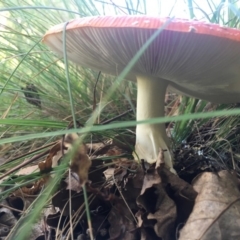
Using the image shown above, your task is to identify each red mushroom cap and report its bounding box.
[43,16,240,103]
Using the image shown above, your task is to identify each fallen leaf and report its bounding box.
[16,165,39,176]
[108,201,137,240]
[179,170,240,240]
[137,167,177,240]
[70,143,92,185]
[38,142,61,173]
[103,168,115,181]
[12,177,49,197]
[157,167,197,225]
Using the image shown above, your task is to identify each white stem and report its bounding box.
[134,75,174,172]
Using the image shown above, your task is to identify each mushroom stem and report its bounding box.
[134,75,174,172]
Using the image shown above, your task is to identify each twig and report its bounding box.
[0,204,23,213]
[0,145,56,180]
[5,141,57,164]
[101,109,133,125]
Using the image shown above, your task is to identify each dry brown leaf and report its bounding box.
[137,168,177,240]
[135,210,143,228]
[139,168,161,196]
[179,170,240,240]
[108,201,137,240]
[16,164,39,176]
[155,148,165,169]
[147,185,176,239]
[12,177,49,197]
[65,172,82,192]
[157,167,197,201]
[157,167,197,225]
[70,144,92,185]
[103,168,115,181]
[105,145,128,162]
[38,142,61,173]
[134,148,196,239]
[60,133,92,185]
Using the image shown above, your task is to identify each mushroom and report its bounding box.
[43,16,240,173]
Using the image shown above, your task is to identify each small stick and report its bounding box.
[101,109,133,125]
[0,146,55,180]
[0,204,23,213]
[5,141,57,164]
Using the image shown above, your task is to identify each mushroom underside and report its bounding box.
[43,17,240,172]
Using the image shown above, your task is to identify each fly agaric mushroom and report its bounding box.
[43,16,240,173]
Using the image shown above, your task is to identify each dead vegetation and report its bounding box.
[1,110,240,240]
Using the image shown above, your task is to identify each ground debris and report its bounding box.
[4,124,240,240]
[179,170,240,240]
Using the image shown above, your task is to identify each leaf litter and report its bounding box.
[1,120,240,239]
